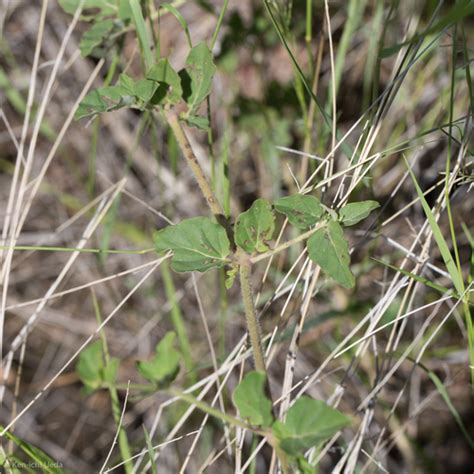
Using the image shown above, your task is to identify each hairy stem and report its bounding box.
[239,254,266,373]
[166,112,224,219]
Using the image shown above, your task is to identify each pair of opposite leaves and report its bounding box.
[155,195,379,289]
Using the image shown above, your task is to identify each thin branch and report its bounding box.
[251,225,323,264]
[166,112,224,219]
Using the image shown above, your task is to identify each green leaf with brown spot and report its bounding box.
[182,42,216,114]
[274,194,324,229]
[235,199,275,253]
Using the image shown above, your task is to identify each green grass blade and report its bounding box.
[419,365,474,451]
[404,157,464,295]
[373,257,458,298]
[161,3,192,48]
[142,425,157,474]
[130,0,154,70]
[161,261,195,382]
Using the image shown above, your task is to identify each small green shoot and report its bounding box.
[232,371,273,427]
[76,341,119,394]
[136,332,181,385]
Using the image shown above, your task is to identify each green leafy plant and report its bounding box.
[174,371,351,473]
[136,331,181,384]
[60,2,381,470]
[76,340,119,394]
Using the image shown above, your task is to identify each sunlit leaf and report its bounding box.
[75,85,135,119]
[182,114,209,130]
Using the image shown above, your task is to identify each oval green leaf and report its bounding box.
[79,19,114,57]
[183,42,216,114]
[307,221,355,288]
[272,397,351,455]
[232,371,273,427]
[274,194,324,229]
[235,199,275,253]
[154,217,231,272]
[338,200,379,226]
[137,332,181,384]
[76,341,119,394]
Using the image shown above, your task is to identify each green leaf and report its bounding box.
[232,371,273,427]
[274,195,324,229]
[182,114,210,130]
[118,73,156,103]
[338,200,379,226]
[76,341,119,394]
[160,3,192,48]
[183,42,216,114]
[75,85,135,119]
[295,455,314,474]
[405,159,464,295]
[137,332,181,384]
[225,264,238,289]
[154,217,231,272]
[79,19,114,57]
[1,427,64,474]
[235,199,275,253]
[307,221,355,288]
[272,397,350,455]
[58,0,116,20]
[132,79,157,102]
[118,0,133,20]
[102,357,119,386]
[76,341,103,392]
[75,73,159,119]
[130,0,154,69]
[147,59,183,105]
